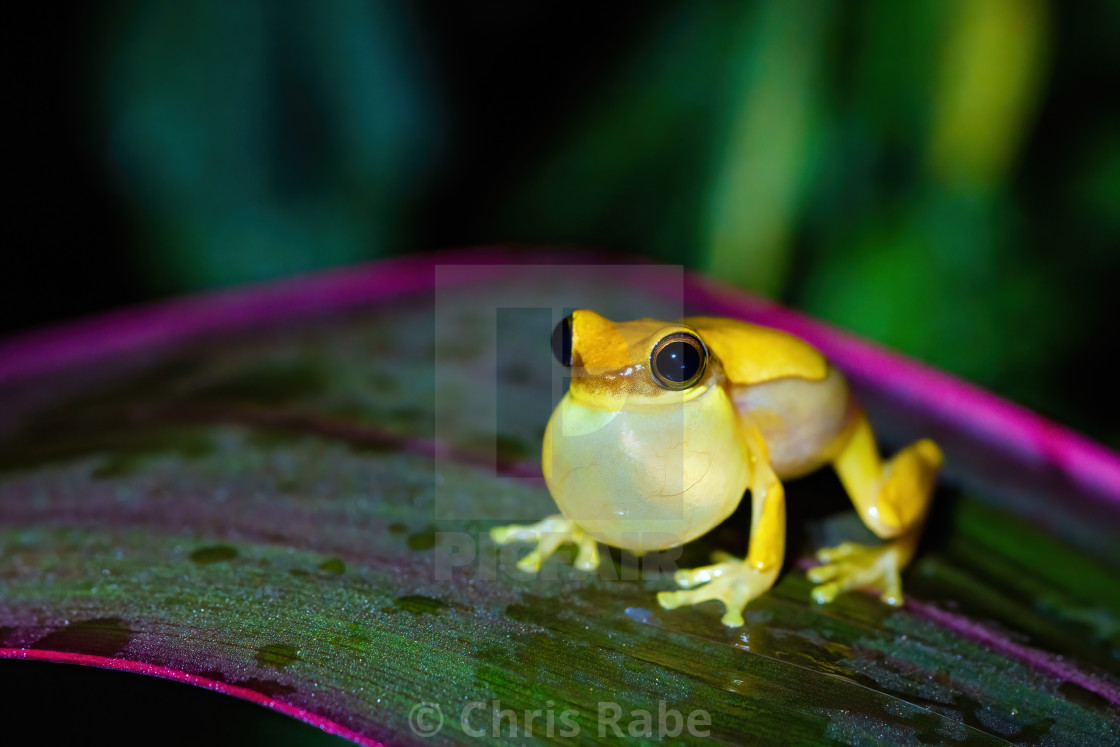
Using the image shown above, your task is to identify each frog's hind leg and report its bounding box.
[657,424,785,627]
[808,413,942,605]
[490,514,600,572]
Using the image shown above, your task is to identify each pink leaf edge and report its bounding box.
[0,648,386,746]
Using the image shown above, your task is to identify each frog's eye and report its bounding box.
[651,332,707,390]
[551,314,573,367]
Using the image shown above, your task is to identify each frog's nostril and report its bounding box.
[551,314,573,367]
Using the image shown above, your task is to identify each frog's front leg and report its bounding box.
[657,426,784,627]
[808,413,942,605]
[490,514,601,572]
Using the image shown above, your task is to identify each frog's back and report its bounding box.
[685,316,855,479]
[683,316,828,386]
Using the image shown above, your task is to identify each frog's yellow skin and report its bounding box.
[490,310,943,627]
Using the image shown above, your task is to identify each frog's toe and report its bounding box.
[519,530,567,571]
[573,534,600,571]
[490,519,546,545]
[516,547,545,572]
[489,525,525,545]
[658,579,730,610]
[719,608,746,628]
[808,542,905,606]
[814,541,859,563]
[672,560,739,589]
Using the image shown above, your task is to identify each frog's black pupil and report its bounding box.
[551,315,573,367]
[655,340,701,384]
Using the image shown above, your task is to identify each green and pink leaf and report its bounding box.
[0,249,1117,744]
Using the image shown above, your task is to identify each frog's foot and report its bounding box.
[489,514,600,572]
[657,552,779,628]
[807,539,909,606]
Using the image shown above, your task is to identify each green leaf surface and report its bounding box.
[1,256,1117,744]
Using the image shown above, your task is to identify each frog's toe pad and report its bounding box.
[807,542,904,606]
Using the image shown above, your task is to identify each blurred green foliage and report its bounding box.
[99,0,439,289]
[88,0,1118,441]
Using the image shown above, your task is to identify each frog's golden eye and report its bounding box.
[551,314,573,367]
[650,332,707,390]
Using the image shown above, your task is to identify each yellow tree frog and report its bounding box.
[491,310,943,627]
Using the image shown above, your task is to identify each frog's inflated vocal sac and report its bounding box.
[491,310,943,627]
